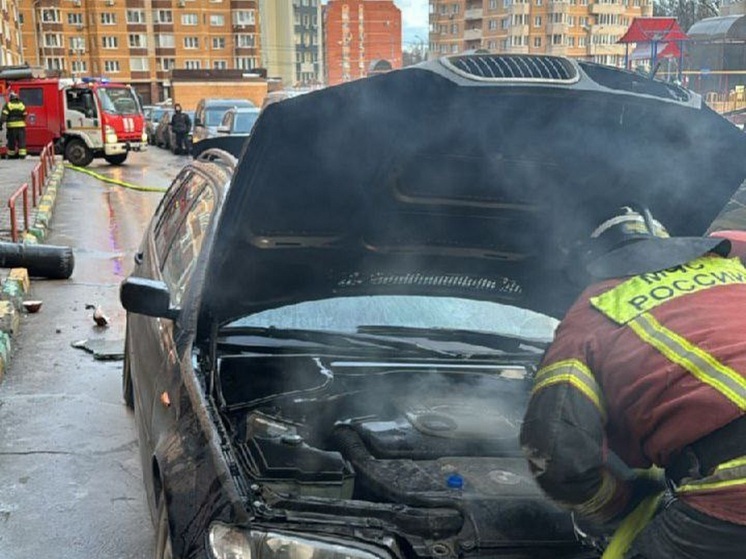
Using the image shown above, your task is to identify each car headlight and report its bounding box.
[105,125,118,144]
[208,524,391,559]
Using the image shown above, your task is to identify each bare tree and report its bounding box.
[653,0,719,31]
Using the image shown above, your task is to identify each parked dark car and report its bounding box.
[217,107,260,137]
[154,109,174,149]
[191,98,255,146]
[120,54,746,559]
[146,105,172,145]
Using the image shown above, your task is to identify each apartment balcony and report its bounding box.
[464,7,484,20]
[508,24,529,36]
[546,44,568,55]
[590,2,627,14]
[464,27,483,40]
[547,22,568,34]
[509,3,530,15]
[548,2,569,13]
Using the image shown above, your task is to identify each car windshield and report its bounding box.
[205,108,232,126]
[233,112,260,133]
[97,87,141,115]
[226,295,558,344]
[151,107,168,122]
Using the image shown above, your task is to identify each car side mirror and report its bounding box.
[217,125,229,134]
[194,117,202,127]
[120,277,180,320]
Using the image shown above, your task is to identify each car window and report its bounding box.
[233,112,259,133]
[221,111,232,127]
[154,170,211,260]
[205,108,230,126]
[161,185,216,306]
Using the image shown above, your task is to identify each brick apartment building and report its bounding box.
[1,0,24,66]
[429,0,653,67]
[324,0,402,86]
[17,0,262,104]
[258,0,324,88]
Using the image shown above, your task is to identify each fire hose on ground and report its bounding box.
[64,164,168,193]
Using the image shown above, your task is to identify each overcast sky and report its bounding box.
[395,0,428,47]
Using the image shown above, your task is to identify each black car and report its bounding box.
[120,54,746,559]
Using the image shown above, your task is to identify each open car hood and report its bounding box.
[200,55,746,326]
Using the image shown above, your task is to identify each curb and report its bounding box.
[0,159,64,383]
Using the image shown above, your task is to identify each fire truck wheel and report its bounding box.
[104,153,128,166]
[64,139,93,167]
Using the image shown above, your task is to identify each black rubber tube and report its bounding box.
[0,242,74,279]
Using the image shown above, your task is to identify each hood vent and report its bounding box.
[442,54,578,83]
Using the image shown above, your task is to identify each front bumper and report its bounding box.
[104,141,147,155]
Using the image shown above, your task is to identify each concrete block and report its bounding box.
[0,301,20,336]
[8,268,30,293]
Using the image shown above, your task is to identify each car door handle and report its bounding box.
[134,251,143,265]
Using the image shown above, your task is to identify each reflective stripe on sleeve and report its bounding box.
[677,458,746,494]
[628,314,746,411]
[533,359,606,418]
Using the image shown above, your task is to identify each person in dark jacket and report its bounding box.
[170,104,191,155]
[1,92,28,159]
[520,206,746,558]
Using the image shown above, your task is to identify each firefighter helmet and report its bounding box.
[8,91,18,101]
[582,206,730,279]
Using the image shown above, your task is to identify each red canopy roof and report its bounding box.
[618,17,688,44]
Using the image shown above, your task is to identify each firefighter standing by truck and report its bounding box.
[0,92,28,159]
[520,207,746,558]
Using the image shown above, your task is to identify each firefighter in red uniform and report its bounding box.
[520,207,746,558]
[0,92,28,159]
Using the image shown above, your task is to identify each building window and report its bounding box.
[71,60,87,74]
[534,36,542,47]
[43,34,62,47]
[451,3,459,13]
[233,10,256,26]
[184,37,199,49]
[534,15,542,26]
[40,8,61,23]
[130,57,149,71]
[68,13,83,26]
[156,34,175,48]
[234,57,256,70]
[181,13,198,26]
[235,34,255,48]
[104,60,121,73]
[212,37,226,49]
[127,10,146,24]
[213,60,227,69]
[210,14,225,26]
[158,58,175,70]
[101,13,116,25]
[69,37,86,51]
[552,34,563,45]
[490,0,498,7]
[155,10,173,24]
[579,36,587,46]
[45,57,65,71]
[102,36,118,49]
[566,36,576,46]
[184,60,201,69]
[129,34,147,48]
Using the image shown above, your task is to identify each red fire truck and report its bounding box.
[0,67,147,167]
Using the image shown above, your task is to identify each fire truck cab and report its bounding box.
[1,69,146,167]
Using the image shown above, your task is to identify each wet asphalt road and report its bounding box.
[0,149,189,558]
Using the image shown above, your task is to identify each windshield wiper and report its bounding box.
[356,325,549,355]
[218,326,457,357]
